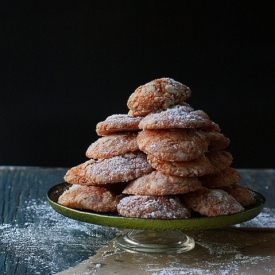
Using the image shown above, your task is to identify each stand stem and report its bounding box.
[115,229,195,254]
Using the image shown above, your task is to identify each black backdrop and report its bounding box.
[1,1,274,168]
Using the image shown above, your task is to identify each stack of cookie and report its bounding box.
[58,78,256,219]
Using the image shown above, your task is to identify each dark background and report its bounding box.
[1,1,274,168]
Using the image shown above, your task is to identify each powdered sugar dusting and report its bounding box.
[237,207,275,228]
[139,105,211,130]
[117,195,191,219]
[0,199,119,274]
[105,114,142,123]
[87,152,153,183]
[65,151,153,184]
[96,114,142,135]
[148,254,275,275]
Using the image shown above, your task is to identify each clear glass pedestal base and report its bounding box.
[114,229,195,254]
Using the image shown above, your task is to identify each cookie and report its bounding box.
[206,150,233,172]
[205,132,230,150]
[127,78,192,116]
[96,114,143,136]
[181,187,244,216]
[147,154,216,177]
[200,121,221,132]
[123,171,202,195]
[137,128,209,161]
[199,167,241,188]
[58,184,123,212]
[220,183,257,207]
[86,132,138,159]
[117,195,191,219]
[138,105,212,130]
[64,152,153,185]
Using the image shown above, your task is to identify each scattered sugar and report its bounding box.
[196,241,239,255]
[0,199,119,274]
[148,253,275,275]
[236,207,275,228]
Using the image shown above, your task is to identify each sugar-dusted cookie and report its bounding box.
[137,128,209,161]
[86,132,138,159]
[147,154,216,177]
[58,184,124,212]
[181,109,221,132]
[220,183,257,207]
[138,105,212,130]
[123,171,202,195]
[181,187,244,216]
[64,152,153,185]
[117,195,191,219]
[127,78,192,116]
[205,132,230,150]
[96,114,143,136]
[206,150,233,172]
[199,167,241,188]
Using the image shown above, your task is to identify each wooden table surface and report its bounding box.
[0,167,274,275]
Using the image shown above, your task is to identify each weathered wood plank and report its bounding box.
[0,167,67,275]
[239,169,275,208]
[0,167,120,275]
